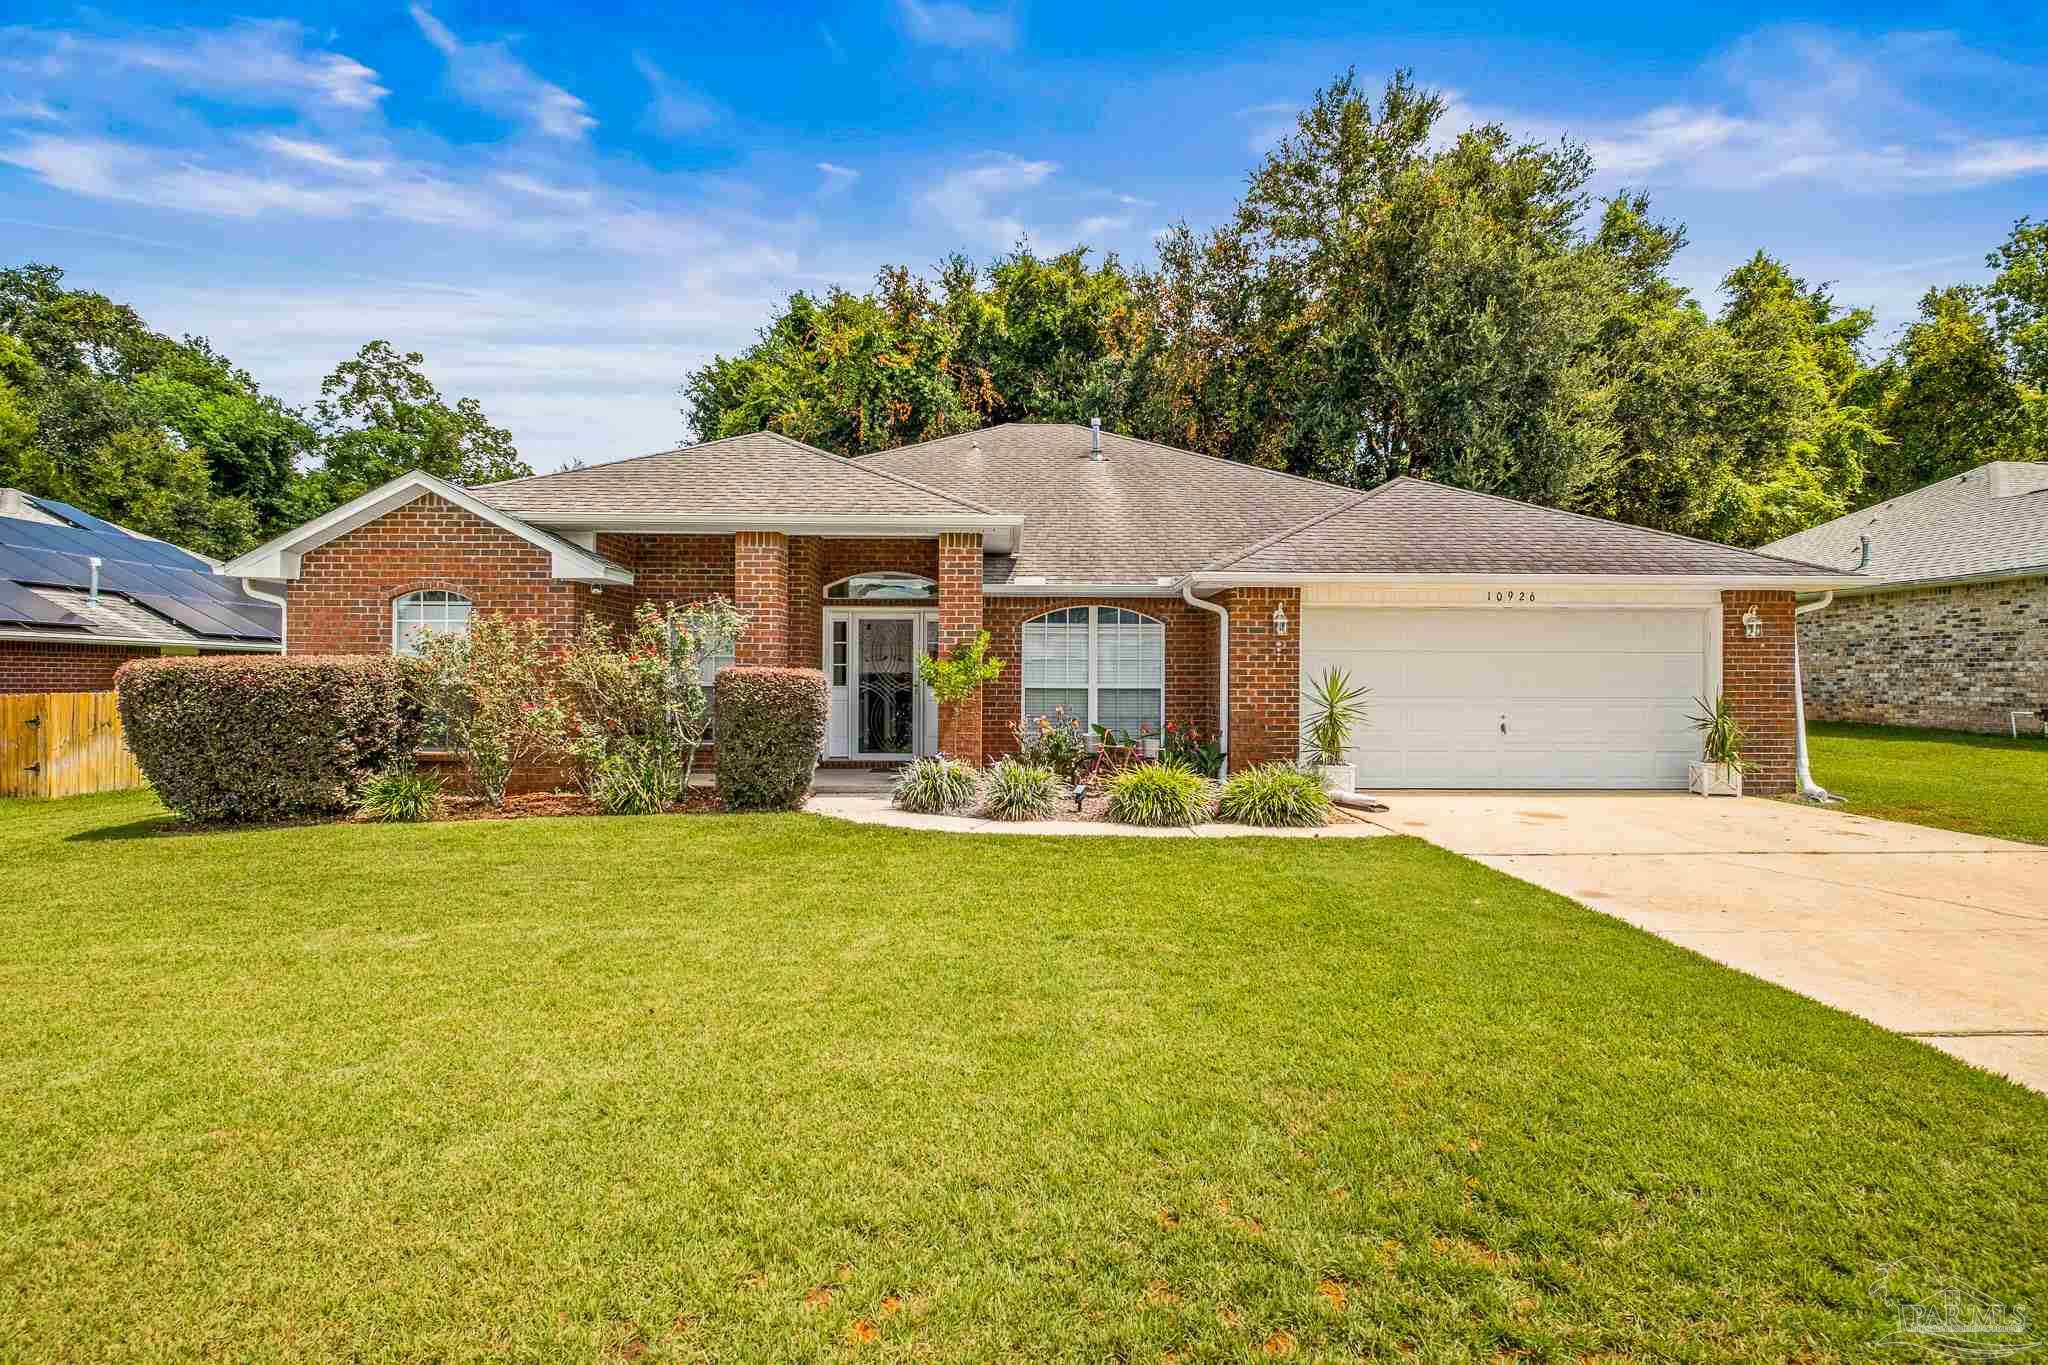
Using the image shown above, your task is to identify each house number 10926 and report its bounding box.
[1485,590,1537,603]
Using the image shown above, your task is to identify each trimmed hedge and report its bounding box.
[116,655,431,824]
[714,666,828,811]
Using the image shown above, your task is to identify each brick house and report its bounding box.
[1764,461,2048,735]
[224,424,1853,794]
[1,488,281,693]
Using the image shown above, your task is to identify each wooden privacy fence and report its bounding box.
[0,691,145,799]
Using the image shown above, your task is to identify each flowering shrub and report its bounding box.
[414,613,569,807]
[557,599,746,813]
[1012,708,1089,783]
[1162,721,1224,778]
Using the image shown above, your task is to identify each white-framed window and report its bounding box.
[1021,606,1165,736]
[701,637,737,736]
[825,572,936,601]
[392,590,472,656]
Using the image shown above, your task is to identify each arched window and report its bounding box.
[825,572,936,602]
[1021,606,1165,736]
[392,590,472,656]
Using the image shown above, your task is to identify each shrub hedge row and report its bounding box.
[115,656,429,823]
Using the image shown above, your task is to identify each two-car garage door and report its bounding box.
[1299,605,1712,789]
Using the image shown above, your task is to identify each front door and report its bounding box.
[826,611,938,759]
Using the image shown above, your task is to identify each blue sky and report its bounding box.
[3,1,2044,471]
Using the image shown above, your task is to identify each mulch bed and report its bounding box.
[421,789,725,822]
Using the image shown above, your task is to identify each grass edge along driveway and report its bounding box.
[1801,720,2048,845]
[2,790,2043,1361]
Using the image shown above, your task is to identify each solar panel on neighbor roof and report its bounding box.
[0,580,84,628]
[2,506,281,642]
[26,497,134,540]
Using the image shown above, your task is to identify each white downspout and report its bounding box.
[1180,578,1229,777]
[1792,590,1838,803]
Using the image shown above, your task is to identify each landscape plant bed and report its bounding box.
[407,788,727,823]
[4,789,2043,1359]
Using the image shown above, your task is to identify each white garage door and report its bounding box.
[1299,606,1711,789]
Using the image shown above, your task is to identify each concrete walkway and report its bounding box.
[1365,793,2048,1093]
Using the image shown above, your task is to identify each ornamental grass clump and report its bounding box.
[892,755,982,814]
[978,758,1060,822]
[1105,762,1215,827]
[1215,762,1331,827]
[355,762,444,823]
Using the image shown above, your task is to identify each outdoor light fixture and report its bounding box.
[1742,606,1763,639]
[1273,604,1289,636]
[1073,781,1087,812]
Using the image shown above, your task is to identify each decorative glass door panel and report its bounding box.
[857,617,917,756]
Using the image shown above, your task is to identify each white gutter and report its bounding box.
[1193,571,1859,592]
[1180,579,1230,777]
[1792,591,1839,803]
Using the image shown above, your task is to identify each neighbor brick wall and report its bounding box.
[287,493,604,653]
[1219,587,1301,769]
[978,594,1221,763]
[1797,577,2048,734]
[0,640,159,693]
[1720,590,1797,796]
[733,531,789,665]
[936,532,984,760]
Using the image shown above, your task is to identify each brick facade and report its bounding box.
[1720,590,1797,796]
[977,594,1221,764]
[733,531,789,666]
[1218,587,1301,769]
[1,640,161,693]
[935,532,984,760]
[1796,577,2048,734]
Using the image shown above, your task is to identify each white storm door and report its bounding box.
[825,612,851,758]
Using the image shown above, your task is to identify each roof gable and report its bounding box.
[1761,462,2048,588]
[472,431,1014,530]
[1204,477,1846,580]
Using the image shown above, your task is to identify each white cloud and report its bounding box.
[816,162,860,193]
[255,135,387,177]
[1074,214,1130,238]
[1,96,63,122]
[896,0,1016,52]
[632,54,720,137]
[409,4,594,141]
[0,20,387,114]
[494,172,594,206]
[919,153,1056,246]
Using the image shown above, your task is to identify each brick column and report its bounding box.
[936,532,985,761]
[734,531,789,666]
[1219,587,1301,769]
[1720,590,1797,795]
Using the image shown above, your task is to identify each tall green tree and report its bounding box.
[294,341,532,515]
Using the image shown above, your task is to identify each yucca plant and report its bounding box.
[1300,667,1371,766]
[1215,762,1331,827]
[1105,762,1215,827]
[978,758,1060,821]
[1688,693,1749,771]
[892,755,982,814]
[356,763,443,823]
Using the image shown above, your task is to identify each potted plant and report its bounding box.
[1687,693,1748,797]
[1300,667,1370,792]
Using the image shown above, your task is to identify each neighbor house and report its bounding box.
[1763,461,2048,734]
[222,424,1852,793]
[0,488,282,693]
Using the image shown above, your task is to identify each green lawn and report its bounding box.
[1804,720,2048,845]
[2,793,2043,1361]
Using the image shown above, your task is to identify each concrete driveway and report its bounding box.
[1366,793,2048,1093]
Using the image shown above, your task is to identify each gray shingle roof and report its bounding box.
[474,430,1003,521]
[1208,477,1843,578]
[1760,462,2048,587]
[859,424,1357,584]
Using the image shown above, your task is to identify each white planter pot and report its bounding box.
[1316,762,1357,793]
[1688,761,1743,797]
[1142,736,1161,759]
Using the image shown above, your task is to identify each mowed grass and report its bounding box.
[1,793,2043,1362]
[1804,721,2048,845]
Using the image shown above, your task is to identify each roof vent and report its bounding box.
[1854,534,1872,572]
[1090,417,1102,461]
[87,555,103,604]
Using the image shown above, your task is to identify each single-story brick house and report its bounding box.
[1,488,281,693]
[222,423,1854,794]
[1762,460,2048,735]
